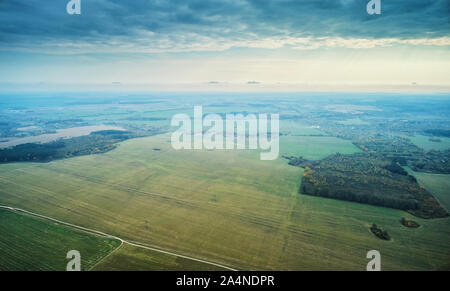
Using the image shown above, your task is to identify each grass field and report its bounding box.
[0,208,120,271]
[0,134,448,270]
[278,120,363,159]
[409,135,450,151]
[409,170,450,211]
[93,243,227,271]
[279,120,324,136]
[280,135,362,160]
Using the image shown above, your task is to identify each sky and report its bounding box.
[0,0,449,91]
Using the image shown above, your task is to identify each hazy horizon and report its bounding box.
[1,0,449,92]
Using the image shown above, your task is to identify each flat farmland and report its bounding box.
[93,243,227,271]
[0,208,120,271]
[279,135,362,160]
[0,134,449,270]
[410,170,450,211]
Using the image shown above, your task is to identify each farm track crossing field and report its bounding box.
[0,134,449,270]
[0,208,120,271]
[0,205,235,271]
[93,243,227,271]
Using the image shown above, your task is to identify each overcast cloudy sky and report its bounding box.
[0,0,449,90]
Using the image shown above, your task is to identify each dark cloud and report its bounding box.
[0,0,448,52]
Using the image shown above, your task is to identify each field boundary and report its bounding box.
[0,205,237,271]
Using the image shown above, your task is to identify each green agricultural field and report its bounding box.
[0,208,120,271]
[0,134,448,270]
[93,243,227,271]
[409,135,450,151]
[280,135,362,160]
[410,170,450,211]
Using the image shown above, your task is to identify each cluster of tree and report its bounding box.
[400,218,420,228]
[91,130,130,137]
[45,118,83,125]
[0,130,142,164]
[424,129,450,137]
[0,141,65,162]
[123,117,167,121]
[0,122,19,138]
[296,153,448,219]
[352,136,450,174]
[409,149,450,174]
[283,155,311,167]
[301,177,419,211]
[370,224,391,241]
[429,137,441,143]
[383,162,408,176]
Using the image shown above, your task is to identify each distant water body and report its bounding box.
[0,125,124,149]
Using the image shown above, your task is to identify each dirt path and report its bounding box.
[0,204,237,271]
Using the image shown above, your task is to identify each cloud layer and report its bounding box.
[0,0,449,53]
